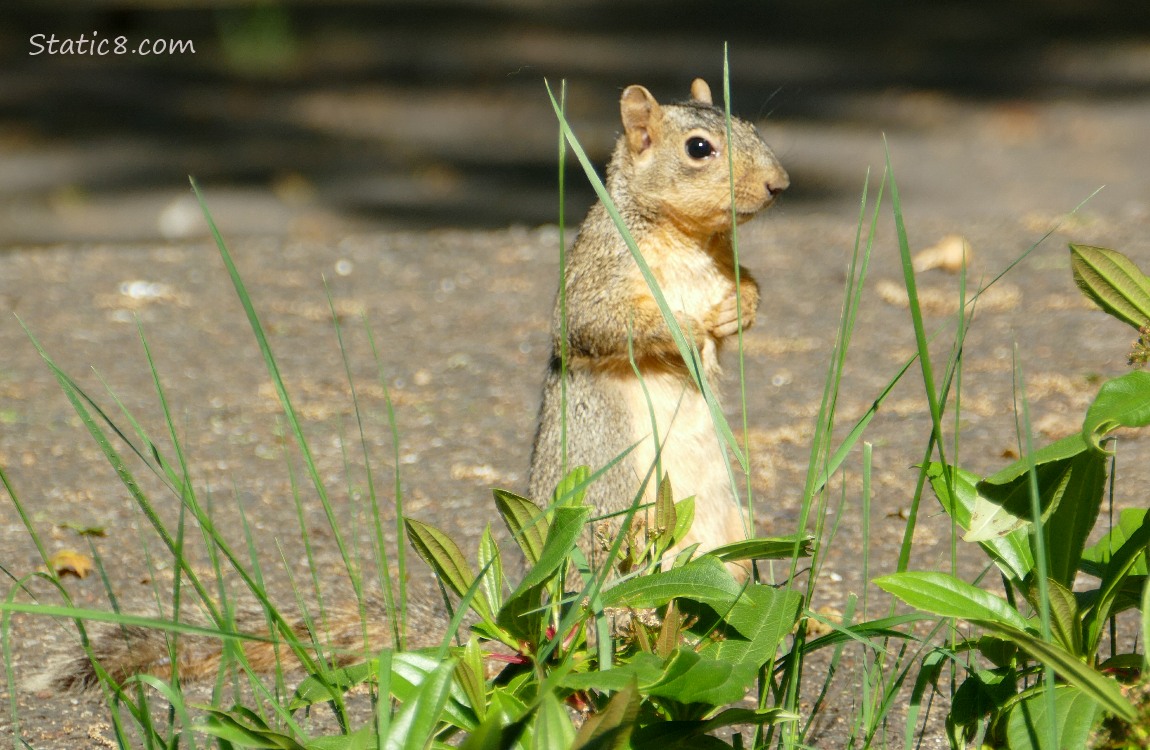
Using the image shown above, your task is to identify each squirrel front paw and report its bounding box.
[708,292,758,339]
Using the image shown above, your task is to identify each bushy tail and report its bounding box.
[52,600,418,690]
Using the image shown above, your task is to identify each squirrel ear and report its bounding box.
[690,78,713,105]
[620,85,662,154]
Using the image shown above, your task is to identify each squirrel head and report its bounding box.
[611,78,789,236]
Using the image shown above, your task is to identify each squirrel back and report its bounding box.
[528,79,788,577]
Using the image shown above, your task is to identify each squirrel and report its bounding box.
[47,78,786,692]
[528,78,788,579]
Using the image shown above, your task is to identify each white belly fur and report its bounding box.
[616,354,748,560]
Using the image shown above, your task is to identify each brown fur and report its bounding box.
[528,79,788,579]
[52,598,437,690]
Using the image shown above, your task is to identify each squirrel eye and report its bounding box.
[685,136,715,160]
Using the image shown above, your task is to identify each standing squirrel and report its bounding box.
[528,78,788,577]
[48,78,786,692]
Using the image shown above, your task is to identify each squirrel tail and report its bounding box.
[53,604,400,690]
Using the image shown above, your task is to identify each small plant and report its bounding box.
[876,245,1150,749]
[365,469,812,746]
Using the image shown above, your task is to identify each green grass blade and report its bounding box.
[885,143,949,579]
[364,319,408,648]
[723,46,755,527]
[189,177,361,609]
[326,282,402,651]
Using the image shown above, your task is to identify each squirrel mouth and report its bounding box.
[735,203,768,222]
[735,193,777,219]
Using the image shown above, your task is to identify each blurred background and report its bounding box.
[1,0,1149,245]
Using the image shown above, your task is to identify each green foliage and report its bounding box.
[0,71,828,747]
[1071,244,1150,368]
[878,264,1150,748]
[5,52,1147,750]
[1070,244,1150,332]
[394,469,805,747]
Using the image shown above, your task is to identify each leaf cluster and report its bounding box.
[877,246,1150,750]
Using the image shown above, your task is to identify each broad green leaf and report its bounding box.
[533,691,576,750]
[634,733,729,750]
[477,525,504,616]
[194,706,306,749]
[290,659,378,711]
[493,489,547,565]
[966,457,1073,542]
[497,506,589,643]
[1005,684,1103,750]
[565,649,758,708]
[1082,370,1150,451]
[384,658,456,750]
[1084,509,1150,652]
[926,462,1033,582]
[1039,447,1108,588]
[670,496,695,548]
[458,704,524,750]
[405,517,489,621]
[631,709,795,750]
[948,668,1017,728]
[873,571,1029,630]
[644,648,758,706]
[981,433,1092,485]
[1070,244,1150,330]
[455,639,487,722]
[552,465,591,508]
[696,707,795,732]
[929,431,1106,588]
[572,679,640,750]
[510,506,589,597]
[983,624,1136,723]
[700,585,803,670]
[496,581,543,644]
[389,651,477,731]
[1098,653,1144,676]
[710,534,814,562]
[459,690,532,750]
[292,651,476,730]
[562,652,666,694]
[1083,508,1150,574]
[601,555,743,611]
[1037,578,1082,656]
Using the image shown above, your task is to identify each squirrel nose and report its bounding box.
[766,171,790,197]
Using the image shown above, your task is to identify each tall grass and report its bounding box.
[0,56,1115,749]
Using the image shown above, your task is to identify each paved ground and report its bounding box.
[2,4,1150,746]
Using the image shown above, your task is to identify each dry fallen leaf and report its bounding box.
[913,234,972,273]
[50,549,94,579]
